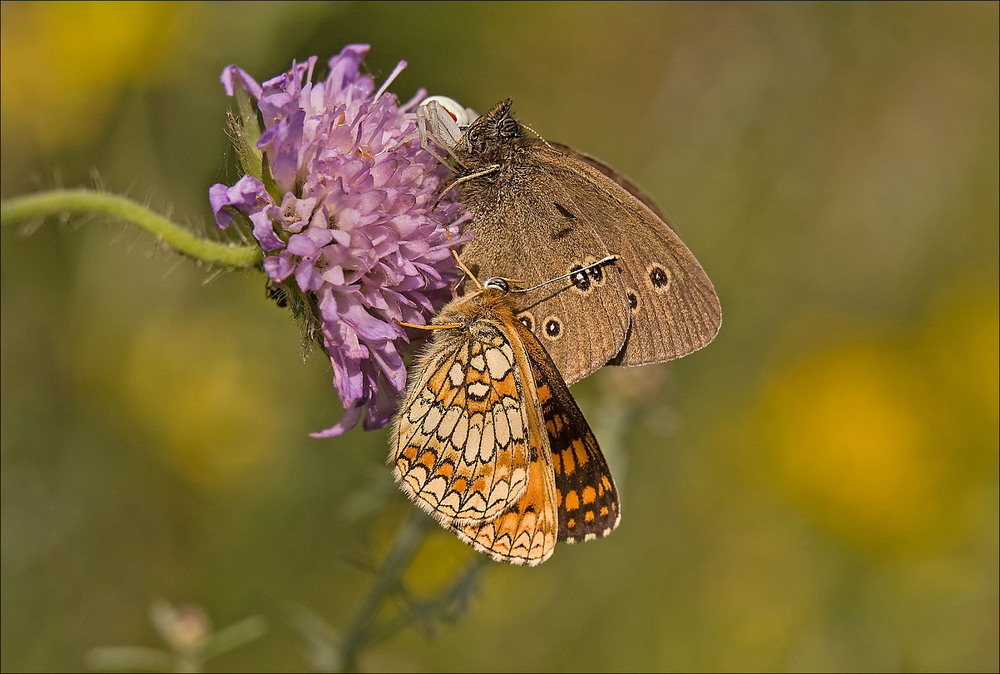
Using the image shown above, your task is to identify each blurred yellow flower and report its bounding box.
[1,1,186,149]
[120,318,284,489]
[754,283,998,554]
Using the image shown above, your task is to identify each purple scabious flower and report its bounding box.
[210,45,467,436]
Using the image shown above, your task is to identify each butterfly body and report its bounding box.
[390,279,620,565]
[444,99,722,385]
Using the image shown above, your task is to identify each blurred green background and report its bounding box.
[2,2,997,671]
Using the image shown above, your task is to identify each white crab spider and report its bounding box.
[415,95,478,165]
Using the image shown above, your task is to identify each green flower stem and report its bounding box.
[339,508,432,672]
[0,189,262,268]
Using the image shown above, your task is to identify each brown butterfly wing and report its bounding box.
[512,319,621,542]
[454,100,720,381]
[458,159,631,386]
[540,142,722,365]
[545,141,667,219]
[390,296,533,523]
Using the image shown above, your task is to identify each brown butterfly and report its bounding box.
[390,259,621,565]
[420,98,722,385]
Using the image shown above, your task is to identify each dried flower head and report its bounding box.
[210,45,467,436]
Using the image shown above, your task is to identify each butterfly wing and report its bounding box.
[512,319,621,542]
[441,308,560,566]
[391,312,534,523]
[391,285,616,565]
[454,99,720,382]
[448,435,559,566]
[458,161,632,386]
[542,142,722,366]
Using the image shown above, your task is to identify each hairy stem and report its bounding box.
[0,189,262,268]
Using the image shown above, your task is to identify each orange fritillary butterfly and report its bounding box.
[390,259,621,565]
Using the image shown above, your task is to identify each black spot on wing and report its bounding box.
[553,202,575,219]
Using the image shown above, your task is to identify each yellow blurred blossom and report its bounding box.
[118,318,284,489]
[754,283,998,554]
[1,1,187,149]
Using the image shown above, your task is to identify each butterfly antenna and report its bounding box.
[396,318,463,331]
[521,121,552,150]
[449,249,484,291]
[513,254,619,293]
[393,250,484,333]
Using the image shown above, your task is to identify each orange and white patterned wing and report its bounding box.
[515,320,621,543]
[449,437,559,566]
[391,321,532,523]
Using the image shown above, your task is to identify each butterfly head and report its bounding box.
[483,277,513,293]
[463,98,521,160]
